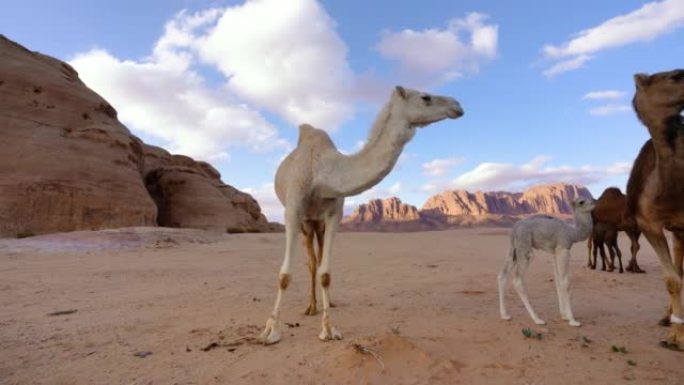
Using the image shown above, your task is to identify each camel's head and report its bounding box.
[571,198,596,214]
[391,86,464,130]
[633,69,684,128]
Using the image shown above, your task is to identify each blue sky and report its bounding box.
[3,0,684,221]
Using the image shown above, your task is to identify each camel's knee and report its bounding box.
[320,272,331,288]
[665,275,682,295]
[279,273,291,290]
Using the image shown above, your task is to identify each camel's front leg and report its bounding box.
[260,209,299,345]
[644,230,684,347]
[558,249,580,326]
[318,207,343,341]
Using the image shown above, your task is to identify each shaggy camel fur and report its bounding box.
[260,87,463,344]
[498,198,595,327]
[627,69,684,348]
[586,187,643,273]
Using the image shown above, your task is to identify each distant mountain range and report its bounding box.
[341,183,593,231]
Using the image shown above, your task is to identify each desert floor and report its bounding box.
[1,227,683,385]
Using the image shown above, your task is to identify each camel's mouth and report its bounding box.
[447,107,464,119]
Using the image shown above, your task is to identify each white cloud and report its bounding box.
[70,8,290,161]
[377,12,497,84]
[582,90,626,100]
[446,156,631,192]
[542,55,592,78]
[195,0,354,131]
[242,183,282,223]
[422,157,466,176]
[542,0,684,76]
[589,104,631,116]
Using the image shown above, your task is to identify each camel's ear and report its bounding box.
[634,73,651,90]
[395,86,407,99]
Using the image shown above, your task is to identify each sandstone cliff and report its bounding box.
[0,35,279,237]
[342,184,593,231]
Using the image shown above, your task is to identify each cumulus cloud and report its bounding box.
[542,0,684,76]
[195,0,355,131]
[582,90,626,100]
[422,157,466,177]
[70,7,292,161]
[589,104,631,116]
[377,12,497,85]
[445,156,631,192]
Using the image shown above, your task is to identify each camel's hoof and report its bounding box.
[659,339,682,351]
[304,304,318,316]
[659,316,671,327]
[569,320,582,327]
[330,302,337,308]
[319,326,343,341]
[659,324,684,351]
[619,269,624,274]
[259,318,281,345]
[534,319,546,325]
[501,314,512,321]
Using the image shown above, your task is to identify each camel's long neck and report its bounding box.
[323,103,410,197]
[570,212,593,243]
[639,112,684,161]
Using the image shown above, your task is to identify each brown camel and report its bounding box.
[586,187,643,273]
[627,68,684,349]
[589,222,621,272]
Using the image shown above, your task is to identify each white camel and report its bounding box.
[260,86,464,344]
[497,198,595,327]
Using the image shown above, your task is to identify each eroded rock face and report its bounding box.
[0,35,279,237]
[342,184,593,231]
[0,35,158,237]
[421,184,592,217]
[343,197,420,224]
[143,144,278,233]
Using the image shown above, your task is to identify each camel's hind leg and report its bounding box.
[511,247,545,325]
[318,202,343,341]
[586,236,593,268]
[497,247,516,320]
[313,221,335,308]
[607,230,623,273]
[302,221,319,315]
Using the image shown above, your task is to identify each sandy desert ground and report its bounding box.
[1,227,683,385]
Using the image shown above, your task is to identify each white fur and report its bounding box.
[259,87,463,344]
[671,314,684,325]
[497,198,595,327]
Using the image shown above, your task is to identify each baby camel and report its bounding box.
[498,198,595,327]
[260,86,463,345]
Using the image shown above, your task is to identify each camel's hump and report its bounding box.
[297,123,335,148]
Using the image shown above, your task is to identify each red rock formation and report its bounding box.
[342,184,593,231]
[343,197,420,224]
[421,183,592,217]
[0,35,279,237]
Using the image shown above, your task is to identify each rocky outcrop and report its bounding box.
[0,35,279,238]
[421,184,592,217]
[342,184,593,231]
[344,197,420,224]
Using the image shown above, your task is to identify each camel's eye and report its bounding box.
[421,95,432,104]
[578,200,585,205]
